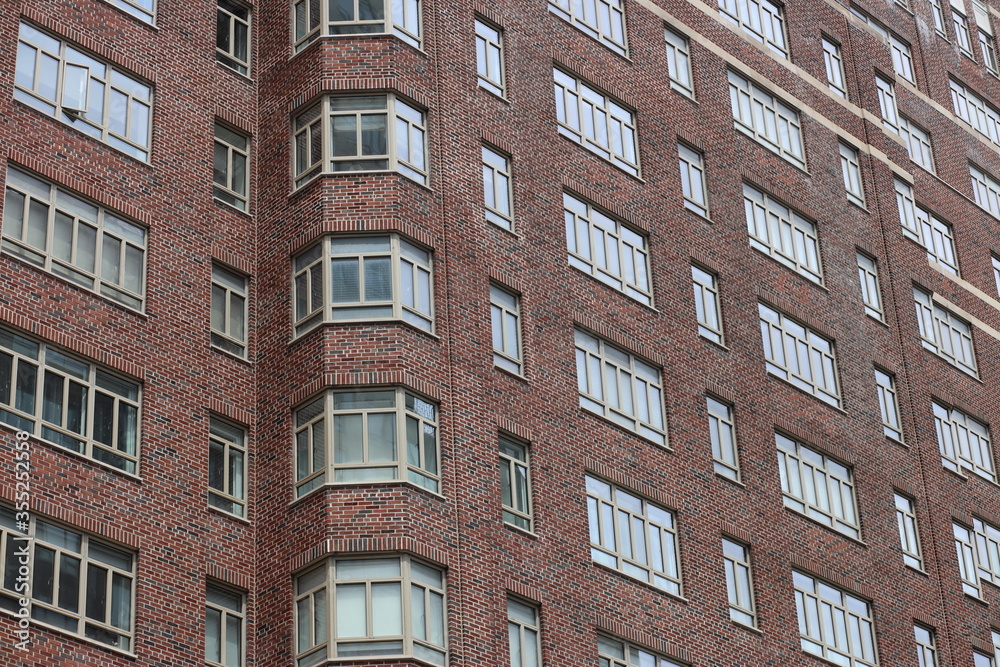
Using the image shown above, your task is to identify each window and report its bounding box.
[295,555,446,666]
[507,598,541,667]
[793,571,877,666]
[102,0,155,23]
[728,71,805,168]
[475,19,505,96]
[597,635,685,667]
[981,30,999,74]
[293,0,421,51]
[574,330,666,445]
[553,69,639,176]
[491,284,523,374]
[678,144,709,216]
[499,435,533,531]
[719,0,787,56]
[876,75,899,132]
[217,0,250,75]
[214,124,249,211]
[931,0,947,34]
[206,583,245,667]
[723,538,756,627]
[955,521,981,596]
[211,264,248,357]
[955,517,1000,597]
[482,145,513,229]
[15,22,151,160]
[915,288,977,376]
[894,493,922,569]
[875,369,903,441]
[823,38,847,97]
[692,266,723,344]
[777,433,858,538]
[0,507,135,650]
[208,417,247,517]
[893,178,958,275]
[548,0,627,55]
[976,652,995,667]
[293,95,427,187]
[840,143,865,206]
[707,396,739,480]
[956,10,974,55]
[2,166,147,310]
[744,184,822,283]
[0,327,141,473]
[759,304,839,406]
[586,475,681,594]
[293,235,433,336]
[993,255,1000,295]
[664,28,694,97]
[933,400,994,480]
[856,253,883,320]
[564,192,651,305]
[950,80,1000,146]
[851,8,914,82]
[971,163,1000,218]
[899,116,934,171]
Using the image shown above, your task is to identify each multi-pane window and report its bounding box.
[678,144,709,217]
[876,75,899,132]
[840,142,865,206]
[214,123,249,211]
[295,555,446,666]
[723,538,756,627]
[664,28,694,97]
[899,116,934,171]
[491,284,523,374]
[914,288,977,376]
[507,598,541,667]
[0,507,136,650]
[0,327,141,473]
[102,0,155,23]
[206,583,245,667]
[2,166,147,310]
[482,146,513,229]
[993,255,1000,295]
[585,475,681,594]
[976,651,996,667]
[15,22,152,160]
[759,304,840,406]
[793,571,877,667]
[597,635,685,667]
[707,396,739,480]
[548,0,627,56]
[293,95,427,187]
[893,179,958,275]
[208,417,247,517]
[823,38,848,97]
[894,493,922,569]
[217,0,250,75]
[971,163,1000,218]
[475,19,505,96]
[851,8,914,82]
[744,184,822,283]
[950,80,1000,147]
[955,521,981,596]
[574,330,666,445]
[294,388,439,496]
[972,517,1000,590]
[692,266,724,344]
[956,10,975,55]
[719,0,787,56]
[857,253,883,320]
[776,433,859,538]
[293,235,433,336]
[293,0,421,51]
[499,435,533,531]
[553,69,639,176]
[875,369,903,441]
[211,264,248,357]
[931,0,947,34]
[933,400,994,481]
[564,192,651,305]
[981,30,1000,75]
[728,70,805,168]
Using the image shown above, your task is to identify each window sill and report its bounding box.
[847,197,869,214]
[290,167,432,197]
[503,522,537,539]
[904,563,929,577]
[207,504,251,525]
[217,60,254,83]
[290,318,441,350]
[578,405,669,450]
[214,197,252,217]
[683,205,712,224]
[920,346,981,384]
[670,82,696,102]
[211,343,252,366]
[289,478,446,509]
[0,605,136,658]
[568,264,658,313]
[731,619,763,635]
[763,373,845,415]
[494,364,528,383]
[96,0,158,30]
[592,560,687,604]
[555,132,644,183]
[782,505,866,547]
[748,243,828,292]
[964,591,990,606]
[699,333,729,352]
[485,215,519,238]
[715,470,745,487]
[3,425,143,483]
[865,313,889,328]
[477,83,510,104]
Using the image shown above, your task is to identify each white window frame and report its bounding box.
[971,163,1000,218]
[597,635,686,667]
[856,252,883,320]
[499,435,533,532]
[217,0,251,75]
[915,288,977,377]
[482,145,513,229]
[981,29,1000,75]
[214,123,250,212]
[976,650,995,667]
[993,255,1000,295]
[507,598,541,667]
[893,178,958,274]
[876,75,899,132]
[955,517,1000,597]
[664,27,694,98]
[728,70,806,169]
[678,144,709,217]
[211,263,249,358]
[723,537,756,627]
[875,369,903,441]
[776,433,859,538]
[955,521,982,596]
[851,7,914,82]
[823,37,847,97]
[793,570,878,667]
[931,0,947,35]
[692,265,723,344]
[475,18,505,97]
[743,184,823,284]
[206,582,246,667]
[719,0,787,56]
[956,9,975,55]
[208,416,247,517]
[707,395,739,480]
[933,400,994,481]
[899,116,934,171]
[840,142,865,206]
[490,284,523,374]
[293,0,421,51]
[950,79,1000,146]
[548,0,628,56]
[894,493,922,570]
[759,304,840,406]
[102,0,155,23]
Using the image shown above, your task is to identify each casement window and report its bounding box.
[893,179,958,274]
[933,400,994,480]
[574,330,666,445]
[214,123,249,211]
[293,0,421,51]
[585,475,681,594]
[692,266,723,344]
[482,145,513,229]
[707,396,739,480]
[894,493,922,569]
[295,555,446,667]
[664,28,694,97]
[491,285,523,374]
[744,184,822,283]
[728,71,805,168]
[678,144,709,217]
[206,583,245,667]
[950,80,1000,146]
[208,417,247,517]
[776,433,858,538]
[719,0,787,56]
[955,517,1000,597]
[840,142,865,206]
[548,0,627,56]
[875,369,903,441]
[971,163,1000,218]
[793,571,877,667]
[211,264,248,357]
[915,288,977,376]
[101,0,155,23]
[553,69,639,176]
[293,235,433,336]
[856,253,883,320]
[723,538,756,627]
[564,192,651,305]
[759,304,839,406]
[823,38,847,97]
[956,9,975,54]
[875,75,899,132]
[931,0,947,34]
[982,31,1000,74]
[0,327,141,474]
[0,507,136,651]
[499,435,533,531]
[294,387,438,497]
[597,635,685,667]
[217,0,250,75]
[14,22,151,160]
[475,19,505,96]
[507,599,541,667]
[293,95,427,187]
[899,116,934,171]
[955,521,982,596]
[850,8,914,82]
[2,166,147,310]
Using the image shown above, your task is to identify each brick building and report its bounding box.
[7,0,1000,664]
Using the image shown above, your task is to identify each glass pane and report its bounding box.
[336,583,366,638]
[371,582,402,636]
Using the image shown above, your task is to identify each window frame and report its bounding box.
[776,432,859,538]
[758,304,840,406]
[475,17,505,97]
[507,598,541,667]
[933,400,994,481]
[823,37,848,97]
[894,178,958,275]
[894,492,923,570]
[956,8,975,55]
[899,115,935,172]
[482,144,513,229]
[208,416,248,517]
[722,537,757,627]
[214,122,250,212]
[548,0,628,56]
[971,163,1000,218]
[692,265,723,345]
[719,0,787,56]
[743,184,823,284]
[664,27,694,98]
[728,70,806,169]
[875,368,903,441]
[217,0,251,76]
[793,570,878,667]
[292,0,422,52]
[840,142,865,207]
[206,581,246,667]
[678,143,709,217]
[914,288,977,377]
[211,263,249,358]
[499,435,533,532]
[856,252,883,321]
[490,284,523,375]
[876,74,899,133]
[851,7,914,82]
[597,634,686,667]
[707,395,739,481]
